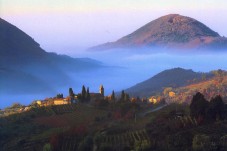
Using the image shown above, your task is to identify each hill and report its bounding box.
[0,18,102,97]
[171,70,227,104]
[125,68,213,97]
[1,99,227,151]
[91,14,227,50]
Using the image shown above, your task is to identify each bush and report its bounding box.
[192,134,210,151]
[43,143,52,151]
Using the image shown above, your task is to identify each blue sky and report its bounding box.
[1,0,227,55]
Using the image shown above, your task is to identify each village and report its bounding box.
[34,84,174,107]
[1,85,176,117]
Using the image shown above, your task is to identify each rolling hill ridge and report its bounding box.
[0,18,102,96]
[125,68,214,97]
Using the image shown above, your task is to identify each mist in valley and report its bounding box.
[1,48,227,108]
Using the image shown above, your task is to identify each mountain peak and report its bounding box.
[91,14,227,50]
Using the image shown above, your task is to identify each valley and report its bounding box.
[1,11,227,151]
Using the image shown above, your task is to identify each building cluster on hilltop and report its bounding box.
[36,85,105,106]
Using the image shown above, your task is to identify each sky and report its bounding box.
[1,0,227,55]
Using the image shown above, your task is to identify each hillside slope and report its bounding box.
[172,71,227,103]
[0,18,102,96]
[125,68,212,97]
[91,14,227,50]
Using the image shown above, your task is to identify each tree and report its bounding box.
[7,103,23,109]
[190,92,209,121]
[111,90,115,102]
[81,85,87,102]
[202,73,207,81]
[124,93,130,102]
[207,95,225,121]
[120,90,125,101]
[163,87,172,96]
[69,88,74,97]
[86,87,90,102]
[56,93,63,98]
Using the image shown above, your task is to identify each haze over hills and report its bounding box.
[91,14,227,50]
[0,18,102,99]
[125,68,214,97]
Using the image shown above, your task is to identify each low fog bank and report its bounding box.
[77,48,227,73]
[1,48,227,108]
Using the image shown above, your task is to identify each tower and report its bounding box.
[99,85,104,96]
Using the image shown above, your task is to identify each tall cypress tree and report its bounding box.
[81,85,87,102]
[111,90,115,101]
[69,88,74,97]
[120,90,125,101]
[86,87,90,101]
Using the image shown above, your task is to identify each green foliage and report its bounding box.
[43,143,52,151]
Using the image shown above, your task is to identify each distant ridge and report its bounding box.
[0,18,102,94]
[90,14,227,50]
[125,68,213,97]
